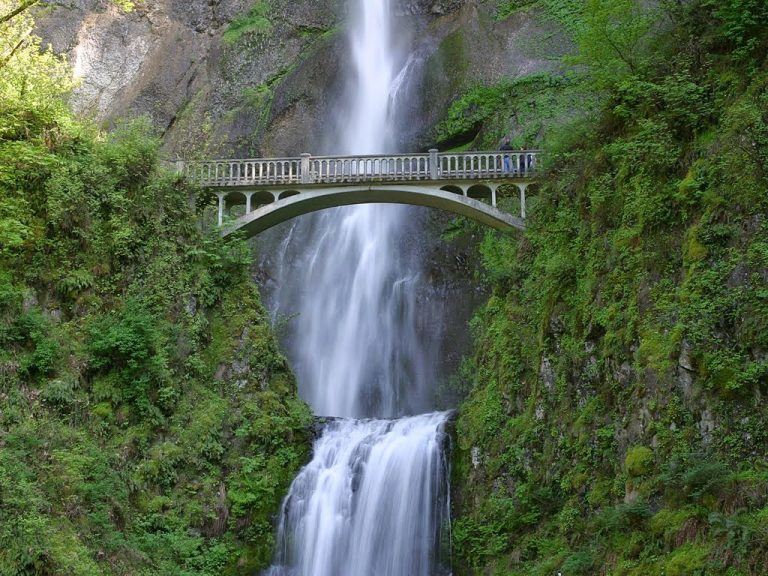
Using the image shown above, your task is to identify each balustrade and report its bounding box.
[181,150,538,188]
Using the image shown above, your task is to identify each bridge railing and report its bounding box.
[182,158,303,186]
[179,150,539,188]
[309,154,431,183]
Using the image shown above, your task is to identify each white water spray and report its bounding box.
[264,1,452,574]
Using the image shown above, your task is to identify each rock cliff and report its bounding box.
[38,0,559,157]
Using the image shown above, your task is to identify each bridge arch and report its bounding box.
[220,184,525,239]
[251,190,277,206]
[467,184,494,202]
[440,184,465,196]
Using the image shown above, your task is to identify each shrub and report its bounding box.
[86,299,171,417]
[561,549,596,575]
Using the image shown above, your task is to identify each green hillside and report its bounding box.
[0,3,311,574]
[450,1,768,574]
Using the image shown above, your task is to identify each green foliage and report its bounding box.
[560,550,596,575]
[0,5,311,575]
[223,1,272,44]
[450,1,768,574]
[86,299,171,419]
[703,0,768,60]
[568,0,658,88]
[0,1,76,136]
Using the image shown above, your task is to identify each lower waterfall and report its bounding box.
[265,413,451,576]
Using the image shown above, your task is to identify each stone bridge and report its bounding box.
[178,150,539,237]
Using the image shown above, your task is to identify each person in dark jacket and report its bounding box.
[499,137,513,173]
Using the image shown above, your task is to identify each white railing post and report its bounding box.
[245,192,254,214]
[429,149,439,179]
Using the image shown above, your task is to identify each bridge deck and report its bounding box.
[177,150,539,236]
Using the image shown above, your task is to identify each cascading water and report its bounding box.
[266,0,440,419]
[265,415,451,576]
[264,1,452,574]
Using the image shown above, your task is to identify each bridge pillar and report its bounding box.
[491,185,498,207]
[301,153,311,184]
[245,192,254,214]
[429,149,439,179]
[216,193,226,226]
[518,183,528,219]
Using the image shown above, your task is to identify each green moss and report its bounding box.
[625,446,654,477]
[685,225,708,263]
[495,0,539,20]
[223,1,273,44]
[649,507,699,543]
[664,543,710,575]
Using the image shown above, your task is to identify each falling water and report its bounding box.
[265,414,451,576]
[264,0,452,574]
[266,0,439,419]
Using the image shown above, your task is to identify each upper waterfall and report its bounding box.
[345,0,397,154]
[265,0,444,419]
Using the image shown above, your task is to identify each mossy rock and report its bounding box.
[663,543,710,576]
[625,446,654,477]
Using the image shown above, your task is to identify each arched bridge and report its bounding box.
[177,149,539,238]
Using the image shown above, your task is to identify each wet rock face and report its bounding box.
[37,0,340,155]
[37,0,217,130]
[38,0,556,156]
[396,0,467,15]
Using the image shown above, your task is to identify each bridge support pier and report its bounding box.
[216,193,226,226]
[518,183,528,219]
[245,192,254,214]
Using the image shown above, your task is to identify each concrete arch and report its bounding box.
[222,185,525,238]
[467,184,493,202]
[279,190,301,200]
[251,190,277,207]
[223,191,248,204]
[222,191,248,219]
[440,184,465,196]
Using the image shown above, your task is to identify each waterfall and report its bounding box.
[266,0,443,419]
[264,1,452,574]
[265,414,451,576]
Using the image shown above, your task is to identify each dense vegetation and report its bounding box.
[4,0,768,573]
[450,0,768,574]
[0,2,311,574]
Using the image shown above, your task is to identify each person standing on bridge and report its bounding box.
[499,137,514,174]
